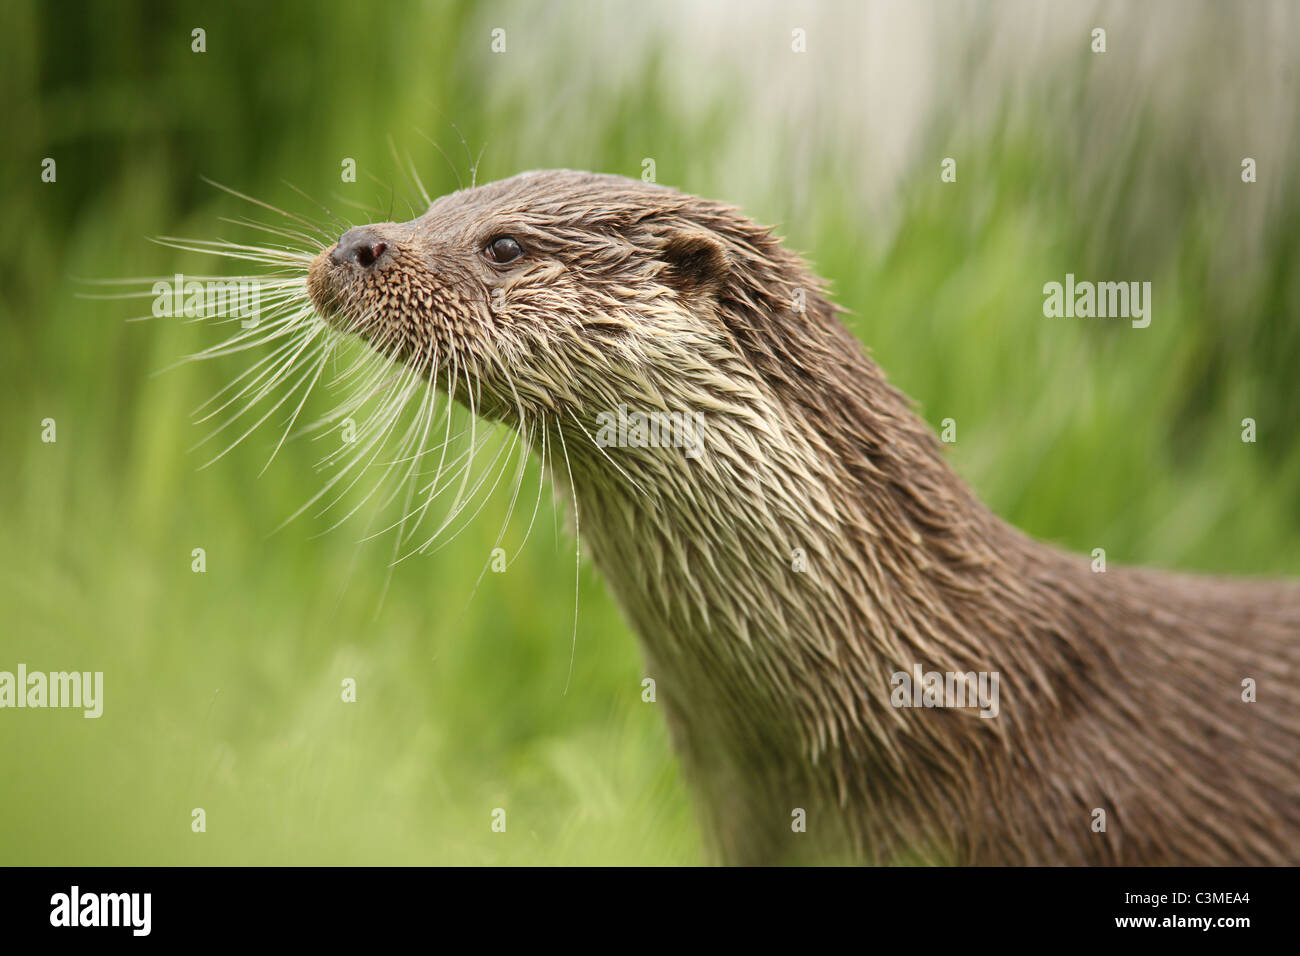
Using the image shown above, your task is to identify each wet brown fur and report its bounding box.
[308,170,1300,865]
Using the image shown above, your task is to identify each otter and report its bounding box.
[300,169,1299,865]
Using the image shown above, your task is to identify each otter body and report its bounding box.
[306,170,1300,865]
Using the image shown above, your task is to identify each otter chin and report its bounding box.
[298,169,1299,866]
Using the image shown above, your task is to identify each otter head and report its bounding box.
[306,170,756,431]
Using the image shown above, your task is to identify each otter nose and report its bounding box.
[331,227,388,268]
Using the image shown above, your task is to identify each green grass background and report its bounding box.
[1,1,1296,864]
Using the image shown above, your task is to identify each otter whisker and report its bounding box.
[547,426,561,549]
[316,338,404,410]
[180,305,313,368]
[488,353,542,556]
[414,427,520,558]
[361,170,411,223]
[279,179,352,236]
[509,421,550,567]
[275,379,419,537]
[399,144,433,208]
[374,477,415,615]
[258,341,334,477]
[189,320,321,426]
[327,191,392,221]
[387,420,498,506]
[374,347,442,570]
[312,360,404,446]
[315,412,431,534]
[445,433,535,633]
[184,297,314,374]
[386,426,507,562]
[381,139,428,221]
[180,301,309,343]
[458,337,550,569]
[198,176,336,242]
[452,419,536,621]
[194,329,327,468]
[301,344,439,533]
[219,215,329,251]
[417,357,483,549]
[367,423,481,471]
[80,275,308,329]
[554,422,582,697]
[140,181,527,554]
[494,420,535,550]
[565,406,651,499]
[389,428,514,558]
[471,140,488,190]
[190,328,319,427]
[319,361,423,492]
[401,355,469,545]
[149,236,316,266]
[445,118,476,188]
[414,128,464,193]
[301,307,409,420]
[310,345,421,471]
[397,357,462,548]
[354,343,445,525]
[392,421,503,539]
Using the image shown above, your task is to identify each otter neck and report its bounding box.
[544,286,1083,862]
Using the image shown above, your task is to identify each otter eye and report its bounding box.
[484,235,524,264]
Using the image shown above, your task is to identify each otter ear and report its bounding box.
[659,230,730,297]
